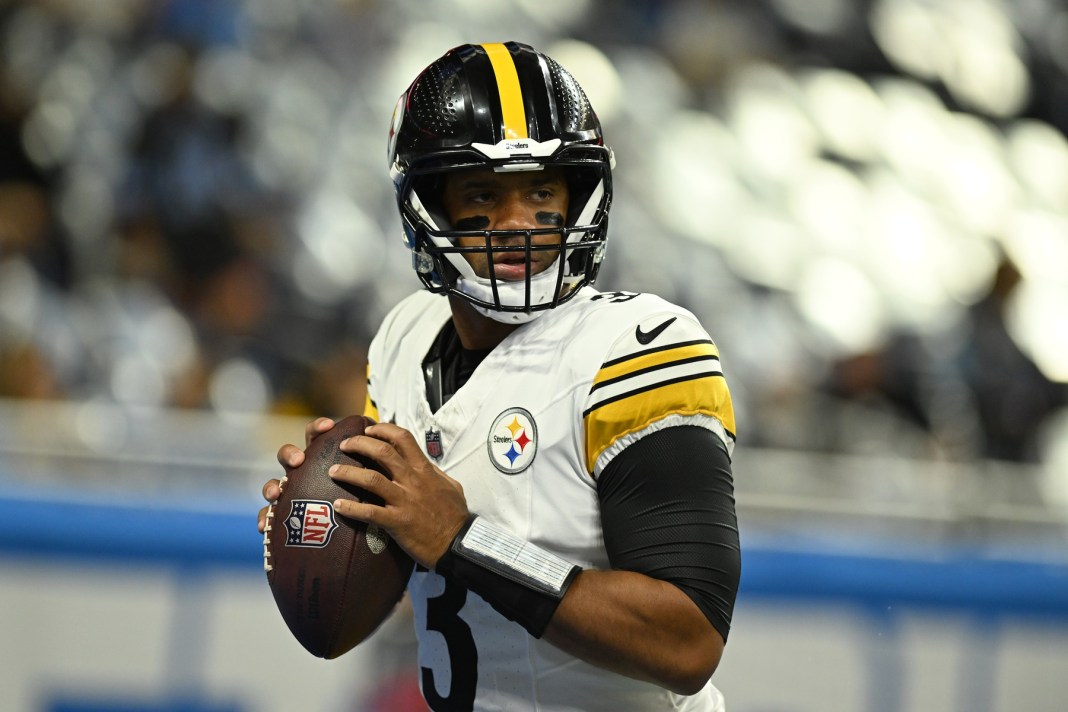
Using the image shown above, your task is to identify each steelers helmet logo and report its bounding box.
[488,407,538,474]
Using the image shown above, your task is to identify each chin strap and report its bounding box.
[469,301,549,324]
[455,259,568,324]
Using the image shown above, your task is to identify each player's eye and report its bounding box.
[467,191,494,204]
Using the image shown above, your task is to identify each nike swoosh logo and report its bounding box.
[635,316,677,345]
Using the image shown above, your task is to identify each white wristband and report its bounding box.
[454,516,577,598]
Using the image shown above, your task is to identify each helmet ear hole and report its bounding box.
[566,245,586,276]
[412,175,450,229]
[564,169,599,227]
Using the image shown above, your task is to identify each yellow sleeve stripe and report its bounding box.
[363,364,379,421]
[583,330,737,473]
[583,372,736,474]
[584,366,722,417]
[481,43,528,139]
[592,339,721,391]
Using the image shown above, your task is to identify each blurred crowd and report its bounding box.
[1,0,1066,464]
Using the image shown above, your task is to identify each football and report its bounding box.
[264,414,413,658]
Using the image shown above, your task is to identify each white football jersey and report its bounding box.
[364,287,735,712]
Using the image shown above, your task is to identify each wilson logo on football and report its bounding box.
[283,499,338,548]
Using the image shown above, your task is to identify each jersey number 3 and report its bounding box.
[419,566,478,711]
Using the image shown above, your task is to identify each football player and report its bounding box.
[260,41,740,711]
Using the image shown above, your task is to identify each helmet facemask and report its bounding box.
[400,151,611,323]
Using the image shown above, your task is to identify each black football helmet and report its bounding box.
[387,41,614,323]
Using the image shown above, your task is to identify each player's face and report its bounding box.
[441,167,570,282]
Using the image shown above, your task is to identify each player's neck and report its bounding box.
[448,295,522,351]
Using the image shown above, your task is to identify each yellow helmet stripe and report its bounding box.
[482,43,528,139]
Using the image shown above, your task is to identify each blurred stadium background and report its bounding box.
[1,0,1067,710]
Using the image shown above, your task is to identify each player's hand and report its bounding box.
[257,417,338,533]
[329,422,469,569]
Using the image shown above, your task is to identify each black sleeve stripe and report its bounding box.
[599,338,715,369]
[582,370,724,418]
[589,353,722,395]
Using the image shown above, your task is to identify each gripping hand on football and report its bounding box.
[328,422,470,570]
[257,417,337,533]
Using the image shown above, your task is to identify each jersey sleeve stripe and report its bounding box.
[598,338,717,371]
[584,369,725,418]
[583,373,736,474]
[594,340,720,388]
[590,353,721,395]
[592,413,735,477]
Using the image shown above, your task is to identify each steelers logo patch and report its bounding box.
[488,407,538,474]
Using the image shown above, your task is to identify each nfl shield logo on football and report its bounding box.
[425,427,444,459]
[283,499,338,548]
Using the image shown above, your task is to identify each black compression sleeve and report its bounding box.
[597,426,740,641]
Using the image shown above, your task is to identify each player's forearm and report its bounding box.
[542,568,725,696]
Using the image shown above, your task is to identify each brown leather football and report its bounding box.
[264,415,413,658]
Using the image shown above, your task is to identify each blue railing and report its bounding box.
[3,486,1067,712]
[4,487,1066,616]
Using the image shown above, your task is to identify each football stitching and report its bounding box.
[262,475,288,573]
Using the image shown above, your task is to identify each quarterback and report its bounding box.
[260,42,741,711]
